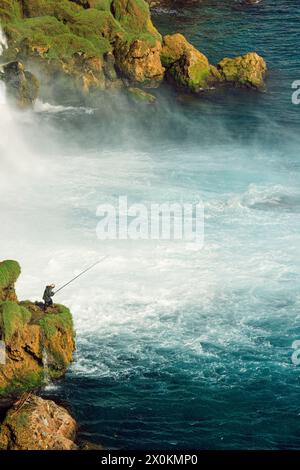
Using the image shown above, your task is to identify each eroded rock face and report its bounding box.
[114,36,164,86]
[218,52,267,89]
[0,260,75,396]
[0,394,77,450]
[161,33,218,91]
[1,61,39,108]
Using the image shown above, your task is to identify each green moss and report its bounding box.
[5,14,111,60]
[0,370,43,396]
[0,0,22,23]
[127,86,156,103]
[70,9,121,42]
[20,0,81,20]
[14,411,29,428]
[111,0,148,33]
[70,0,112,9]
[39,304,74,340]
[0,0,162,90]
[0,260,21,289]
[90,0,112,11]
[0,301,31,342]
[188,63,210,88]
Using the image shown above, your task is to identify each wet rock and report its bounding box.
[1,61,39,108]
[217,52,267,89]
[0,0,164,94]
[127,86,156,103]
[161,33,218,92]
[0,394,78,450]
[114,36,164,86]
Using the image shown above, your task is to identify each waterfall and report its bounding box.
[42,347,55,390]
[0,26,42,190]
[0,27,7,55]
[0,26,7,105]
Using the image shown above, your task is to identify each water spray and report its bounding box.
[54,256,108,295]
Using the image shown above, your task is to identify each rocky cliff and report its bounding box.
[0,394,78,450]
[0,260,75,396]
[0,0,267,106]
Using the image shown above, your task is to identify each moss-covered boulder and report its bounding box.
[0,260,75,396]
[217,52,267,89]
[110,0,164,85]
[0,394,78,450]
[0,260,20,302]
[127,86,156,103]
[114,35,164,86]
[39,304,75,371]
[1,61,39,108]
[161,33,218,92]
[111,0,159,37]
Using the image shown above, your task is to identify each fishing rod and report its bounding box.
[54,256,108,295]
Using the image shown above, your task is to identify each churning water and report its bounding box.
[1,0,300,449]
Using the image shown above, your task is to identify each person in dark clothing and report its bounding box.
[43,284,55,311]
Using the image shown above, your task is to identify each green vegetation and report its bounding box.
[0,0,160,62]
[0,260,21,289]
[217,53,267,89]
[0,0,22,23]
[39,304,74,340]
[0,301,31,342]
[0,370,43,396]
[127,86,156,104]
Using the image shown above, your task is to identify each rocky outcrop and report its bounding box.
[0,260,75,396]
[161,33,219,91]
[217,52,267,89]
[161,33,266,92]
[0,394,78,450]
[0,0,267,99]
[0,0,163,95]
[1,61,39,108]
[114,36,164,86]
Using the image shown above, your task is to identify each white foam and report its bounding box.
[34,99,95,115]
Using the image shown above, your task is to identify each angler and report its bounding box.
[40,256,108,313]
[42,284,55,311]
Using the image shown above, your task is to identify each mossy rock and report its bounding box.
[111,0,160,39]
[2,61,39,108]
[68,9,121,45]
[161,33,216,91]
[0,260,20,290]
[0,301,31,343]
[217,52,267,89]
[70,0,112,9]
[21,0,81,20]
[0,0,166,95]
[39,305,74,340]
[39,305,75,370]
[127,86,156,103]
[0,0,22,23]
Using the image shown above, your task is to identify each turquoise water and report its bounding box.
[2,0,300,450]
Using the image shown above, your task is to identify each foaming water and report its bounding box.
[1,1,300,450]
[34,99,95,115]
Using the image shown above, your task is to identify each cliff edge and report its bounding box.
[0,260,75,396]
